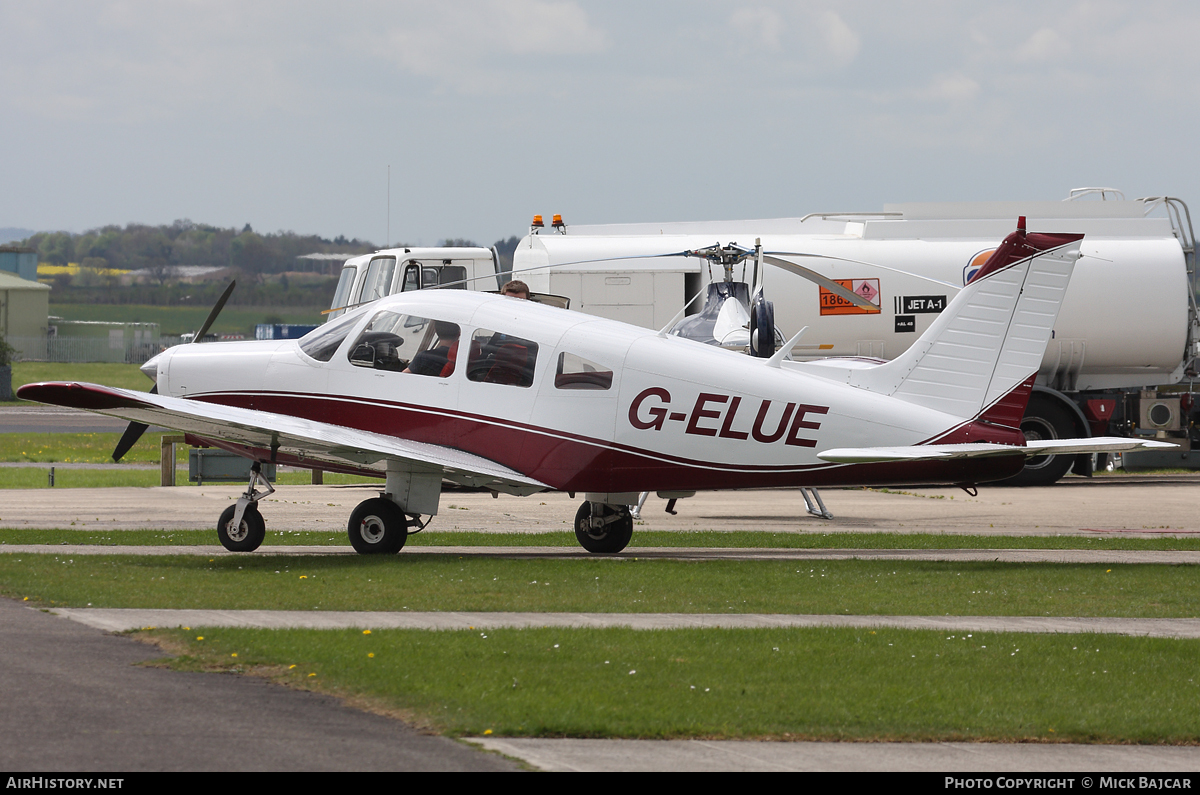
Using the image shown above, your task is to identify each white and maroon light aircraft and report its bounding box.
[18,221,1172,554]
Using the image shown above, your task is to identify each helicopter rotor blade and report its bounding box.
[761,255,879,312]
[765,251,958,289]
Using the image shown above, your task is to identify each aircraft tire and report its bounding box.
[750,298,775,358]
[217,504,266,552]
[348,498,408,554]
[574,502,634,554]
[1003,396,1077,486]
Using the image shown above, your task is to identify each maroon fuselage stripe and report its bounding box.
[189,390,1026,491]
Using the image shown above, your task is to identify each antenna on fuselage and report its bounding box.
[765,326,809,368]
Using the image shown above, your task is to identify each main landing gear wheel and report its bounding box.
[348,498,409,554]
[574,502,634,554]
[217,504,266,552]
[1004,396,1078,486]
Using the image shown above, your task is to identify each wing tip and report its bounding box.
[16,381,144,410]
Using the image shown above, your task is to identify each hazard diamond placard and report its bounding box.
[819,278,881,316]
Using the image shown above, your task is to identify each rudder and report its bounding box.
[845,219,1083,420]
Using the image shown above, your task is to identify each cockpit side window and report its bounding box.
[404,320,461,377]
[466,329,539,387]
[555,352,613,390]
[347,310,461,376]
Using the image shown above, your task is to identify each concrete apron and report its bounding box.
[1,474,1199,535]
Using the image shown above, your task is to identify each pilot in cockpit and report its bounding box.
[501,280,530,300]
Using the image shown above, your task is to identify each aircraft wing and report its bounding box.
[17,382,549,495]
[817,437,1178,464]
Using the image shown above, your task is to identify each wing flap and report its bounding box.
[818,437,1177,464]
[17,382,548,495]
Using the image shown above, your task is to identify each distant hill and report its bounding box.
[0,228,36,245]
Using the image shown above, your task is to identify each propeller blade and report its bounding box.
[115,282,234,460]
[112,384,157,461]
[112,421,148,462]
[761,255,879,312]
[192,280,237,342]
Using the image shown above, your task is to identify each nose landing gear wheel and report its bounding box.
[574,502,634,553]
[348,498,409,554]
[217,504,266,552]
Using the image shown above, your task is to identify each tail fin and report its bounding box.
[846,219,1084,419]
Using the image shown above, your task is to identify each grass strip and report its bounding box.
[0,433,173,464]
[7,362,152,396]
[4,554,1198,618]
[142,625,1200,742]
[0,529,327,546]
[4,527,1200,551]
[46,304,324,337]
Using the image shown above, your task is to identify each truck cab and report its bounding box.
[327,247,501,321]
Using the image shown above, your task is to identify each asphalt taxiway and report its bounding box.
[0,405,162,435]
[0,596,519,772]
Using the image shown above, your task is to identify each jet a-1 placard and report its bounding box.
[19,221,1173,554]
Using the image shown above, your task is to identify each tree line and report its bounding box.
[22,220,377,276]
[18,221,521,307]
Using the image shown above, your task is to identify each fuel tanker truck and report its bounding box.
[508,190,1199,485]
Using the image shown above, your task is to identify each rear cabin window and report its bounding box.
[347,310,461,376]
[466,329,539,387]
[555,352,613,390]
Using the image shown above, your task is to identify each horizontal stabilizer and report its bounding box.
[817,437,1177,464]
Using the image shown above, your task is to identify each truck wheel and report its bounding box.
[1004,397,1078,486]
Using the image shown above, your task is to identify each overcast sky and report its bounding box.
[3,1,1198,246]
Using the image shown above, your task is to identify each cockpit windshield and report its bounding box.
[298,308,366,362]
